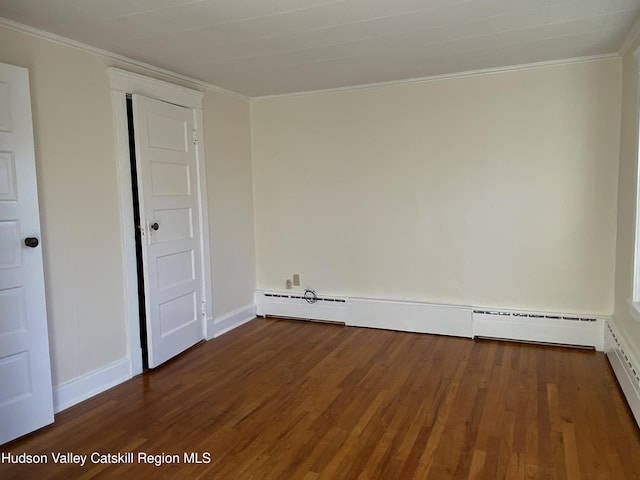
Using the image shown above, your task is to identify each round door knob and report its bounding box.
[24,237,39,248]
[150,222,159,231]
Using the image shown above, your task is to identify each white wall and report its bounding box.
[252,58,622,316]
[0,24,256,391]
[204,91,256,319]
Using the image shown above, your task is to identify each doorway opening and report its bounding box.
[126,95,149,371]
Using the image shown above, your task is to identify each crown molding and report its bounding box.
[620,14,640,57]
[0,17,249,102]
[252,54,620,100]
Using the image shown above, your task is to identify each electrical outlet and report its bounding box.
[286,279,292,289]
[293,274,300,286]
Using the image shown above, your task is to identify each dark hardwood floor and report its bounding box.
[2,317,639,479]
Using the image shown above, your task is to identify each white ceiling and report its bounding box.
[0,0,639,97]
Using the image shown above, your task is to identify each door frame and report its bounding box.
[109,68,213,376]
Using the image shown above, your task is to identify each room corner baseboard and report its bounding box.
[605,321,640,428]
[53,357,131,413]
[211,304,256,339]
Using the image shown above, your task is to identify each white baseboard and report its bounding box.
[256,290,609,348]
[205,315,215,341]
[473,310,605,350]
[605,321,640,427]
[129,348,143,376]
[211,304,256,339]
[53,357,131,413]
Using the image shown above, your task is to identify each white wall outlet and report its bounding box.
[293,274,300,286]
[286,279,292,289]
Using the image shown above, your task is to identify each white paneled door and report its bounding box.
[132,94,203,368]
[0,63,54,444]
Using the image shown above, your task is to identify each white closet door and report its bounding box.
[0,62,53,445]
[132,94,203,368]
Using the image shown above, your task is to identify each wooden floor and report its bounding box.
[2,317,640,479]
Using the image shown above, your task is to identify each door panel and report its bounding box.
[0,152,18,200]
[0,220,21,267]
[0,63,53,445]
[150,162,191,196]
[159,292,197,335]
[0,82,12,131]
[133,94,203,368]
[156,250,194,290]
[0,286,26,335]
[153,208,193,243]
[146,112,189,152]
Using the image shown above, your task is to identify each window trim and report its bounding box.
[631,46,640,319]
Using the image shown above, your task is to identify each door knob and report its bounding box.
[150,222,159,231]
[24,237,39,248]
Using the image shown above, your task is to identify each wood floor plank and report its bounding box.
[1,317,639,479]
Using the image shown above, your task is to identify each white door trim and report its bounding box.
[108,68,213,376]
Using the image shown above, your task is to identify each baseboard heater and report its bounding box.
[258,292,349,324]
[472,309,604,350]
[256,291,608,346]
[256,291,473,337]
[605,322,640,426]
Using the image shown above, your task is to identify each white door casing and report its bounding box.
[109,68,213,376]
[0,63,54,444]
[132,94,204,368]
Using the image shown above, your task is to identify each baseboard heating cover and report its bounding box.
[473,309,605,350]
[256,291,608,346]
[605,322,640,427]
[257,292,349,324]
[255,291,473,337]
